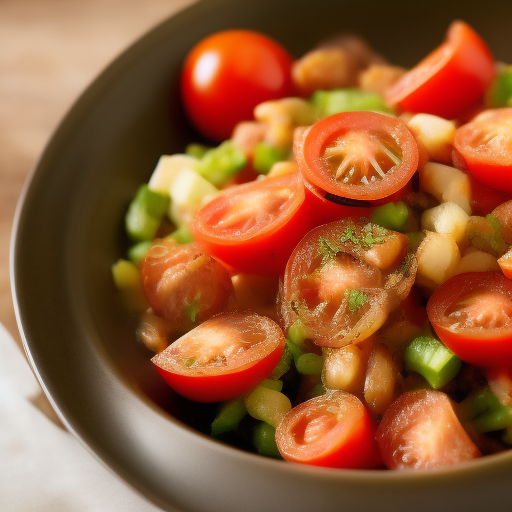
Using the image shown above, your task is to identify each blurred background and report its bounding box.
[0,0,195,347]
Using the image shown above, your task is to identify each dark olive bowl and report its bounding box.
[10,1,512,511]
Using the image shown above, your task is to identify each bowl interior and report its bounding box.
[12,0,512,511]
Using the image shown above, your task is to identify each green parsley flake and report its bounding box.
[184,298,200,323]
[346,289,369,314]
[339,225,360,245]
[317,236,339,265]
[339,223,387,250]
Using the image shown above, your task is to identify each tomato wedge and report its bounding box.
[279,219,416,347]
[427,272,512,367]
[454,109,512,193]
[296,111,419,202]
[385,21,495,119]
[140,238,235,334]
[376,390,481,470]
[275,391,381,468]
[486,366,512,407]
[191,172,313,275]
[151,311,285,402]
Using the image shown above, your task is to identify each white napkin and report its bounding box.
[0,321,171,512]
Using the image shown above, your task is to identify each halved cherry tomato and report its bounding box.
[140,238,235,334]
[191,172,313,275]
[279,219,416,347]
[385,21,495,119]
[296,111,419,202]
[275,391,381,468]
[181,30,294,141]
[454,109,512,193]
[427,272,512,367]
[376,390,481,469]
[151,311,285,402]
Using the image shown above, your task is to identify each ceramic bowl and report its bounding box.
[11,0,512,511]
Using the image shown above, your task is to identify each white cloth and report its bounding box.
[0,321,168,512]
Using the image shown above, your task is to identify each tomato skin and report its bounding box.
[486,366,512,407]
[191,172,314,276]
[454,109,512,193]
[275,391,381,468]
[297,111,419,202]
[377,390,480,470]
[181,30,294,141]
[427,272,512,367]
[385,21,495,119]
[152,312,285,403]
[499,251,512,279]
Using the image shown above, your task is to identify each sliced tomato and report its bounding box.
[275,391,381,468]
[296,111,419,203]
[427,272,512,367]
[278,219,417,347]
[376,390,481,469]
[499,249,512,279]
[492,200,512,245]
[454,109,512,193]
[486,366,512,407]
[385,21,495,119]
[191,172,313,275]
[151,311,285,402]
[140,238,235,334]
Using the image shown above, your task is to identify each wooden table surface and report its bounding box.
[1,0,195,347]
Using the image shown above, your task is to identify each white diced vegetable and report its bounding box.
[148,154,198,195]
[419,162,472,215]
[421,202,470,244]
[408,114,456,164]
[168,168,219,226]
[454,248,501,275]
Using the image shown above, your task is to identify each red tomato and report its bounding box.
[296,111,419,202]
[427,272,512,367]
[275,391,381,468]
[191,172,314,276]
[151,311,285,402]
[377,390,480,469]
[140,238,235,333]
[181,30,294,141]
[278,219,416,347]
[385,21,495,119]
[499,250,512,280]
[454,109,512,193]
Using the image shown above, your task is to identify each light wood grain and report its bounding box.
[0,0,195,347]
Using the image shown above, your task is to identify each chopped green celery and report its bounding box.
[296,353,324,376]
[485,65,512,108]
[310,88,393,118]
[211,397,247,437]
[371,202,409,232]
[261,379,284,392]
[405,231,425,252]
[253,422,281,458]
[185,143,211,159]
[459,387,512,432]
[127,241,152,265]
[195,140,247,186]
[125,185,169,242]
[271,344,293,379]
[253,142,284,175]
[307,383,326,399]
[286,319,308,347]
[245,385,292,428]
[286,339,303,365]
[404,336,461,389]
[168,224,194,244]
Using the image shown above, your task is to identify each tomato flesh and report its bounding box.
[454,109,512,193]
[152,311,285,402]
[181,30,294,141]
[427,272,512,367]
[377,390,480,469]
[275,391,381,468]
[191,172,313,275]
[297,111,419,202]
[385,21,495,119]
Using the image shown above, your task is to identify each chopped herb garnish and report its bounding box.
[183,356,197,368]
[346,289,369,314]
[339,224,360,245]
[339,222,387,249]
[317,236,339,265]
[184,297,200,323]
[290,299,301,316]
